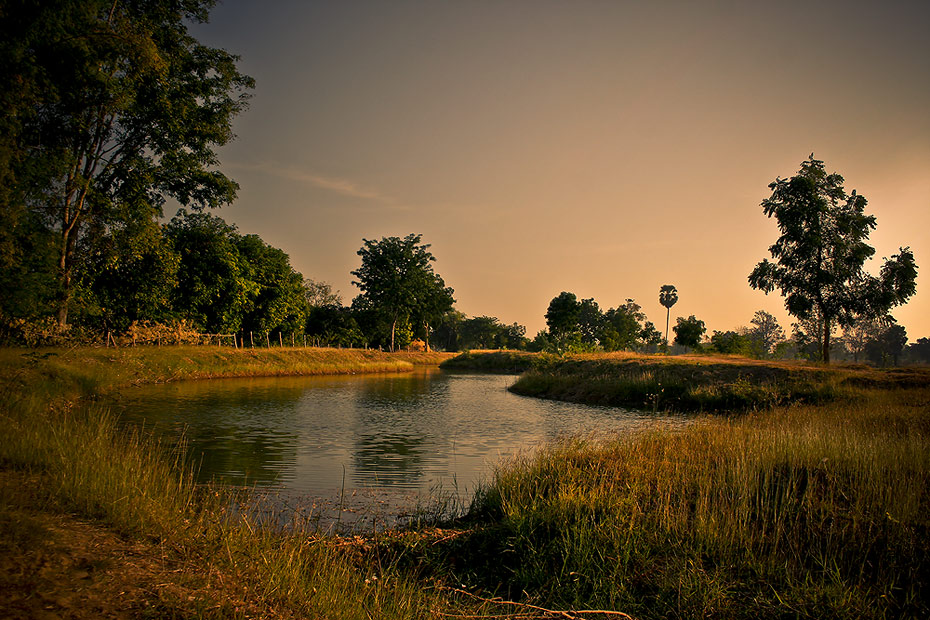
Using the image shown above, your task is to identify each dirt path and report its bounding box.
[0,472,296,619]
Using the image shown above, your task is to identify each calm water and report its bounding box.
[115,368,682,526]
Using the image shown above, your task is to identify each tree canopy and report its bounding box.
[749,155,917,363]
[1,0,253,327]
[351,234,454,351]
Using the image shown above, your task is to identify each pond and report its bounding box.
[115,368,684,530]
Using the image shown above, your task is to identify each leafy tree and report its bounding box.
[165,210,253,334]
[527,330,552,353]
[658,284,678,347]
[907,337,930,365]
[79,219,179,332]
[303,279,342,308]
[601,300,646,351]
[351,234,453,351]
[431,310,465,352]
[748,310,785,358]
[865,324,908,367]
[306,305,363,348]
[2,0,253,328]
[411,273,455,351]
[673,315,705,349]
[576,298,604,345]
[236,234,307,337]
[749,155,917,363]
[843,319,883,363]
[459,316,501,350]
[546,292,581,338]
[710,330,752,355]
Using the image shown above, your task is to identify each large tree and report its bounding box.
[673,314,706,349]
[2,0,253,327]
[351,234,454,351]
[749,155,917,363]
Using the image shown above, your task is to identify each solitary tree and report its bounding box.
[351,234,454,351]
[673,315,705,349]
[658,284,678,347]
[749,155,917,363]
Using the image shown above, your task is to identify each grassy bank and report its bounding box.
[508,352,930,412]
[0,346,431,402]
[432,386,929,619]
[2,347,928,618]
[440,350,548,373]
[0,346,478,618]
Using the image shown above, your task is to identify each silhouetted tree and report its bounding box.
[673,315,705,349]
[546,292,582,338]
[748,310,785,357]
[749,155,917,363]
[659,284,678,347]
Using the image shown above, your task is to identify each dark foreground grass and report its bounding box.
[2,347,928,618]
[508,352,930,413]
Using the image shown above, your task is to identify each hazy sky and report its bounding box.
[186,0,930,340]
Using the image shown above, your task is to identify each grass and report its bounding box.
[1,346,928,618]
[393,386,930,619]
[440,350,550,373]
[507,351,930,412]
[0,346,476,618]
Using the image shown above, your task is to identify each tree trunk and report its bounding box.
[665,308,670,348]
[390,317,396,352]
[424,321,431,352]
[822,318,831,364]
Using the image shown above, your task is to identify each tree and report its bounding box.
[865,324,908,367]
[748,310,785,358]
[602,300,647,351]
[673,315,705,349]
[351,234,454,351]
[2,0,253,328]
[908,338,930,365]
[236,234,307,337]
[658,285,678,347]
[749,155,917,363]
[165,210,253,334]
[576,298,604,345]
[304,279,342,308]
[710,330,752,355]
[545,292,582,339]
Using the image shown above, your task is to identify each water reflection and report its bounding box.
[115,369,685,504]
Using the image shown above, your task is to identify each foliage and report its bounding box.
[351,234,454,351]
[748,310,785,357]
[303,278,343,308]
[749,155,918,363]
[1,0,253,327]
[545,291,581,339]
[865,324,908,367]
[658,284,678,346]
[673,314,706,348]
[306,305,365,348]
[710,330,753,355]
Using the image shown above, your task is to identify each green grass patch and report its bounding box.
[440,350,552,373]
[508,353,930,413]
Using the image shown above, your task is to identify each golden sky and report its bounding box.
[191,0,930,340]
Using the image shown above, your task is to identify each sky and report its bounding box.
[184,0,930,340]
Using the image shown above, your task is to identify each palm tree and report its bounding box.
[659,284,678,348]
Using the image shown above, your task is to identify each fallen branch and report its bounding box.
[438,587,637,620]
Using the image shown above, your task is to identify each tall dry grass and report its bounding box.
[464,387,929,618]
